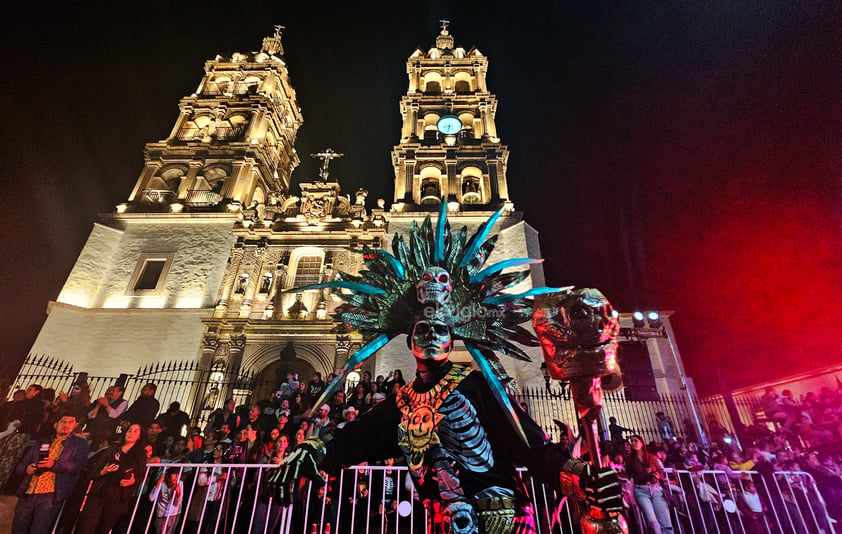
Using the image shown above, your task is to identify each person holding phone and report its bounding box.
[75,423,147,534]
[12,413,89,534]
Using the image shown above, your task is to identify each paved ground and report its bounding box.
[0,495,17,534]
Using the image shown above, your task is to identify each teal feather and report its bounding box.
[465,235,499,276]
[445,226,467,273]
[464,342,528,444]
[469,258,543,284]
[434,199,447,262]
[484,332,533,361]
[307,333,395,417]
[392,235,413,276]
[364,247,405,280]
[477,271,529,297]
[292,281,387,295]
[483,286,572,305]
[459,207,504,268]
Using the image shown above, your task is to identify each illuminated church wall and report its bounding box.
[33,218,236,374]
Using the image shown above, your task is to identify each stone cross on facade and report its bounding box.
[310,148,344,181]
[439,19,450,33]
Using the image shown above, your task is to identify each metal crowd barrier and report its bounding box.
[55,463,837,534]
[657,468,837,534]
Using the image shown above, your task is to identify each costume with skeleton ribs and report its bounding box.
[278,205,623,533]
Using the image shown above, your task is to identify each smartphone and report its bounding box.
[38,443,50,461]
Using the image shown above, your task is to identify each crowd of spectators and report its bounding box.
[0,369,410,534]
[1,376,841,534]
[600,386,842,533]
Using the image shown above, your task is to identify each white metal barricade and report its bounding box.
[58,463,836,534]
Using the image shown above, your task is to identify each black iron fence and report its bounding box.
[11,355,262,429]
[12,354,765,445]
[518,385,703,445]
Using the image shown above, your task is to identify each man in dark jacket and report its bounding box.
[13,413,89,534]
[158,401,190,437]
[86,385,128,447]
[123,383,159,429]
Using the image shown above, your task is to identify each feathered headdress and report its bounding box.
[294,202,565,442]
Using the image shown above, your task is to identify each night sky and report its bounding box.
[1,2,840,395]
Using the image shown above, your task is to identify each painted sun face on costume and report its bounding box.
[411,319,453,361]
[408,405,438,449]
[398,403,445,471]
[416,267,452,305]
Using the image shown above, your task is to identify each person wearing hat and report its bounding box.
[337,406,358,429]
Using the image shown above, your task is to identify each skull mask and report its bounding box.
[416,267,452,305]
[532,288,619,381]
[410,318,453,361]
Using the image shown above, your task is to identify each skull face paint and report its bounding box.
[416,267,452,305]
[411,319,453,361]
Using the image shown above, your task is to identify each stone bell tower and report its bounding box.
[126,25,303,213]
[33,28,305,380]
[378,23,543,384]
[391,20,511,211]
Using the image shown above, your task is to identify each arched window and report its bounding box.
[422,113,440,143]
[420,178,441,204]
[159,166,187,191]
[461,166,483,204]
[208,76,231,95]
[423,72,443,93]
[462,178,481,204]
[242,76,262,95]
[454,72,473,93]
[419,167,443,204]
[292,256,323,288]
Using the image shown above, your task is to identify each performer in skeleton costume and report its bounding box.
[278,205,623,533]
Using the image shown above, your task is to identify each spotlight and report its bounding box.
[647,311,662,328]
[632,311,645,328]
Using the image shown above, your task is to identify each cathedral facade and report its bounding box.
[23,26,700,435]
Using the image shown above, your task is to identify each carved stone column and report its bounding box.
[228,335,247,376]
[403,151,416,203]
[215,245,245,317]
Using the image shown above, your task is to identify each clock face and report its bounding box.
[437,116,462,135]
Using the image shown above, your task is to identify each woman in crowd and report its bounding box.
[263,427,280,458]
[626,434,674,534]
[293,428,306,447]
[255,432,292,533]
[76,423,147,534]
